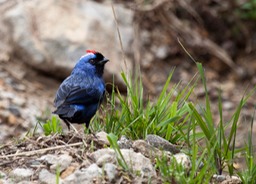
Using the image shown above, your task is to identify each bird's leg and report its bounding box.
[63,119,70,130]
[63,119,78,134]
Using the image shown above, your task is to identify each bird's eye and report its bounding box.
[89,59,96,65]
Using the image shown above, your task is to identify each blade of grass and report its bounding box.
[107,133,129,171]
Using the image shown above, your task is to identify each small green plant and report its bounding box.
[238,108,256,184]
[237,0,256,20]
[107,133,129,171]
[56,164,61,184]
[39,116,63,136]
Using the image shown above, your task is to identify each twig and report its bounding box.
[0,142,83,159]
[177,38,197,64]
[111,3,127,73]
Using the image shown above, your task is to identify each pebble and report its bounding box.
[95,131,109,145]
[173,153,191,172]
[62,164,102,184]
[8,113,17,125]
[117,135,133,149]
[146,134,180,153]
[0,99,10,108]
[39,169,60,184]
[212,174,226,182]
[211,174,242,184]
[12,97,26,107]
[90,148,156,177]
[155,45,169,59]
[8,105,21,117]
[121,149,156,177]
[132,139,163,158]
[38,154,72,172]
[90,148,115,164]
[9,168,34,182]
[96,153,116,167]
[103,163,118,182]
[223,101,234,110]
[61,164,78,179]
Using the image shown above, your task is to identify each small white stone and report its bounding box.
[63,164,102,184]
[9,168,33,182]
[96,154,116,167]
[117,136,132,149]
[121,149,156,177]
[38,154,72,172]
[96,131,109,145]
[39,169,60,184]
[90,148,115,162]
[173,153,191,172]
[103,163,118,182]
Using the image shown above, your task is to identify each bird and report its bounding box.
[53,50,109,130]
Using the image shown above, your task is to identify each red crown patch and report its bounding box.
[86,50,97,54]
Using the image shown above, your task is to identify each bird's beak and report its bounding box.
[97,58,109,65]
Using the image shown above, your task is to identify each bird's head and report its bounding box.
[73,50,109,76]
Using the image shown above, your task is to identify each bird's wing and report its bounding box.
[54,75,104,108]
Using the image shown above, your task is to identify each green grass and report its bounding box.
[238,107,256,183]
[188,63,254,176]
[34,61,256,183]
[237,0,256,20]
[107,133,129,171]
[97,62,255,182]
[38,115,63,136]
[97,69,197,143]
[56,165,61,184]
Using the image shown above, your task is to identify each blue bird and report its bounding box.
[53,50,109,130]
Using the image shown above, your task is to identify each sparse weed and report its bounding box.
[38,115,63,136]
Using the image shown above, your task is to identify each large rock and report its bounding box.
[3,0,133,86]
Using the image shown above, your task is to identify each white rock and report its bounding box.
[9,168,33,182]
[146,134,180,153]
[90,148,116,164]
[3,0,134,86]
[63,163,102,183]
[91,148,156,178]
[117,136,133,149]
[121,149,156,177]
[103,163,118,182]
[173,153,191,172]
[39,169,61,184]
[38,154,72,172]
[17,181,37,184]
[12,97,26,107]
[212,174,226,182]
[96,154,116,167]
[154,45,169,59]
[95,131,110,145]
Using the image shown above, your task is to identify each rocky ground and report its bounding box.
[0,58,57,142]
[0,132,242,184]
